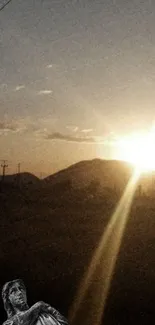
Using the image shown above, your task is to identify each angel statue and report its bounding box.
[2,279,68,325]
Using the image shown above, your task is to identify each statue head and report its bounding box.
[2,279,28,319]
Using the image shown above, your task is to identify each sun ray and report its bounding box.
[69,170,140,325]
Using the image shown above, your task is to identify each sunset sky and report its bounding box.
[1,0,155,177]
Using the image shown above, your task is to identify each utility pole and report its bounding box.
[17,162,21,187]
[1,160,8,182]
[18,163,21,174]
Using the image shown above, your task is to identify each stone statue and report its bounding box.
[2,279,68,325]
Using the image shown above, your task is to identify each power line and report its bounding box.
[0,0,12,12]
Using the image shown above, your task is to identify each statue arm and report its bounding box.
[8,301,53,325]
[2,312,37,325]
[2,303,68,325]
[15,307,39,325]
[2,319,17,325]
[3,303,43,325]
[14,302,46,325]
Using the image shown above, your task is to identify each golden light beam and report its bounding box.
[69,169,140,325]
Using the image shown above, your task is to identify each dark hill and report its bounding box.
[0,172,40,186]
[1,159,155,324]
[43,158,155,195]
[43,159,133,190]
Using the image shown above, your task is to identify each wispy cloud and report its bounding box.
[45,131,118,145]
[0,117,34,135]
[46,64,53,68]
[0,115,118,148]
[0,116,55,136]
[38,90,53,95]
[0,121,25,134]
[34,128,48,139]
[81,128,93,133]
[66,125,79,132]
[0,83,8,91]
[46,132,101,143]
[14,85,25,91]
[0,122,17,132]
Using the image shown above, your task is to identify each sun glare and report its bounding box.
[116,128,155,172]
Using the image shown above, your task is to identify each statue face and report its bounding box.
[8,282,27,308]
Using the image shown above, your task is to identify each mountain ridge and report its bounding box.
[1,159,155,194]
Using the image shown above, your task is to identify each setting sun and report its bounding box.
[116,128,155,172]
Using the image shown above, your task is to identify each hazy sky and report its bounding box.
[1,0,155,176]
